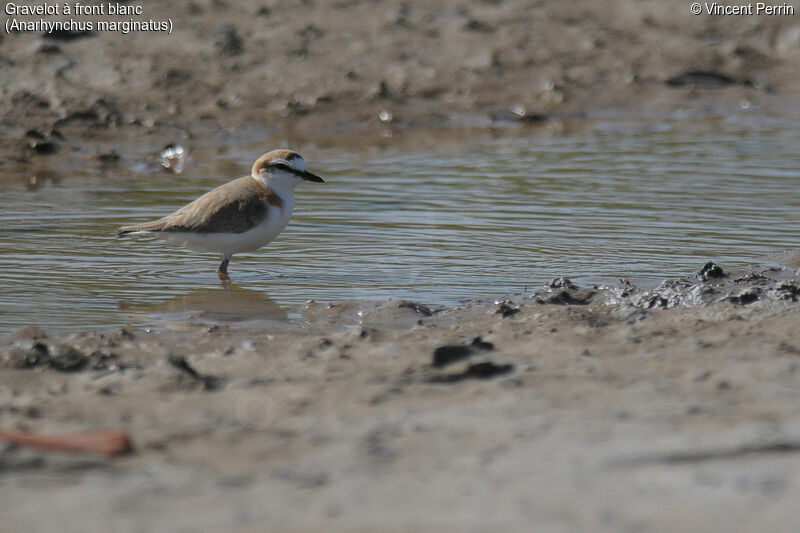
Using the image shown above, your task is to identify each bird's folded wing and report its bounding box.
[119,176,282,235]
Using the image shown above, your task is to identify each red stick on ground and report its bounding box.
[0,428,134,457]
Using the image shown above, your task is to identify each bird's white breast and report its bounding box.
[161,194,295,257]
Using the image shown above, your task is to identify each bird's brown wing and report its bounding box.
[117,176,284,236]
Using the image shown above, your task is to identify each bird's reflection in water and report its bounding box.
[122,282,288,326]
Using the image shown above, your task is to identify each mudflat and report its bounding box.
[2,263,800,531]
[2,0,800,531]
[3,0,800,162]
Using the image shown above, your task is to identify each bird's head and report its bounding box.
[251,149,325,190]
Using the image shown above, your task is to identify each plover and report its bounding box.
[117,149,325,280]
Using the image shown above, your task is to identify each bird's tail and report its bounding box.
[116,222,164,238]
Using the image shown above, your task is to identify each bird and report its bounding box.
[117,149,325,280]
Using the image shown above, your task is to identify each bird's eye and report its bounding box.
[272,162,291,172]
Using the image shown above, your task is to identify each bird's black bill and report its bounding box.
[301,170,325,183]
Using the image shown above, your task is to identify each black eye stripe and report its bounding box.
[270,162,292,172]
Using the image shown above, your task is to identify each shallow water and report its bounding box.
[1,115,798,334]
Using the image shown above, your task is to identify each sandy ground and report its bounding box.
[2,0,800,530]
[4,0,800,163]
[2,265,800,531]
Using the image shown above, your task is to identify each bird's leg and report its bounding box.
[217,255,231,280]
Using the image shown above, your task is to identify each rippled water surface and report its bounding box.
[1,115,798,334]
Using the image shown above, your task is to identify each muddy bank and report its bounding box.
[3,1,800,529]
[4,0,800,167]
[2,262,800,530]
[532,261,800,309]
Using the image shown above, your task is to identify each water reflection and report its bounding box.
[118,282,288,326]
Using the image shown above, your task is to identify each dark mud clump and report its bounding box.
[428,361,514,383]
[495,301,521,317]
[665,71,748,87]
[429,337,512,383]
[1,326,122,372]
[532,263,800,310]
[533,277,596,305]
[432,336,494,368]
[698,261,726,281]
[398,301,434,317]
[167,354,223,391]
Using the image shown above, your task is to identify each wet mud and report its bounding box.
[2,260,800,530]
[2,153,798,533]
[532,262,800,310]
[3,0,800,529]
[3,0,800,172]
